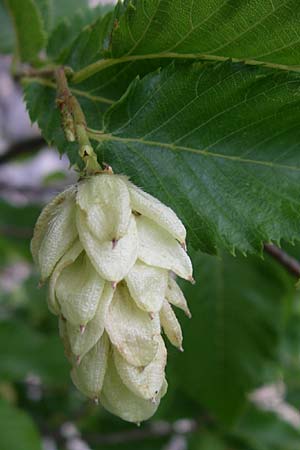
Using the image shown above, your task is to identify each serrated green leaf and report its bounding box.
[108,0,300,67]
[65,10,114,69]
[47,6,105,61]
[5,0,46,62]
[70,0,300,95]
[0,400,42,450]
[91,62,300,254]
[168,249,293,423]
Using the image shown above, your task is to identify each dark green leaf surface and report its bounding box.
[168,250,292,423]
[0,400,42,450]
[94,62,300,254]
[5,0,46,61]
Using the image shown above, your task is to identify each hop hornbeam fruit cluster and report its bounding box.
[31,172,194,423]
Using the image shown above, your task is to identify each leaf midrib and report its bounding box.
[89,132,300,173]
[72,52,300,84]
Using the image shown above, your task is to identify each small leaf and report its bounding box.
[0,0,14,54]
[0,320,68,385]
[0,400,42,450]
[5,0,46,61]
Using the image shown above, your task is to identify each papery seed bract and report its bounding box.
[67,283,114,358]
[105,283,159,366]
[71,332,109,399]
[160,300,183,350]
[48,240,83,315]
[136,216,193,280]
[77,174,131,241]
[127,181,186,243]
[125,260,167,313]
[55,252,105,326]
[113,336,167,400]
[101,356,167,423]
[76,210,138,282]
[31,187,78,281]
[166,276,191,318]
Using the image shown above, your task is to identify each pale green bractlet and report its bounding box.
[31,172,193,423]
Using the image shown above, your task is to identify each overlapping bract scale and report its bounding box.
[31,172,193,423]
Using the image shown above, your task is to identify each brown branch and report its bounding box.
[76,418,199,446]
[0,224,32,239]
[264,243,300,278]
[0,136,46,165]
[39,416,208,447]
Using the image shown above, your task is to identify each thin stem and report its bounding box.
[264,244,300,278]
[72,52,300,84]
[13,64,66,83]
[0,136,46,165]
[55,68,100,173]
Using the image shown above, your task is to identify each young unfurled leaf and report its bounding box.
[5,0,46,61]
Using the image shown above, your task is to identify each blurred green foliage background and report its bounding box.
[2,0,300,449]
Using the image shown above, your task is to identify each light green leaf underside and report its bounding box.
[170,250,293,423]
[93,62,300,254]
